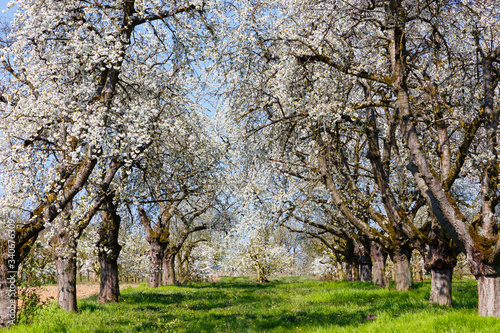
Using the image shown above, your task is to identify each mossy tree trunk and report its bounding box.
[424,219,457,306]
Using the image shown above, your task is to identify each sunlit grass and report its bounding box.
[9,277,499,332]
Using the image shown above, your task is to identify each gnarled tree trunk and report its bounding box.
[138,206,174,289]
[97,199,122,303]
[370,242,387,287]
[424,222,457,306]
[162,253,176,286]
[430,268,453,306]
[391,245,413,291]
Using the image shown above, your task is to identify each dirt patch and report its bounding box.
[21,284,140,304]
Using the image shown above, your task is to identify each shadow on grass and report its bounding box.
[120,307,370,332]
[79,283,371,331]
[74,279,479,332]
[451,281,478,310]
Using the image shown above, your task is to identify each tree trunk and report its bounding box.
[148,240,163,288]
[414,267,424,283]
[391,245,413,291]
[55,249,77,312]
[370,242,387,287]
[336,262,343,281]
[358,248,372,283]
[97,252,120,303]
[359,264,371,282]
[353,261,359,281]
[477,275,500,317]
[345,260,359,281]
[423,218,457,306]
[429,268,453,307]
[467,251,500,316]
[256,262,269,283]
[345,254,359,282]
[345,260,353,281]
[0,251,16,327]
[54,213,78,312]
[162,254,176,285]
[427,257,455,306]
[97,199,122,303]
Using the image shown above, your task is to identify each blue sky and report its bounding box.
[0,0,15,21]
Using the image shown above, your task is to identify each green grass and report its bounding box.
[9,277,500,332]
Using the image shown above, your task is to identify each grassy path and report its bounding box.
[9,277,500,332]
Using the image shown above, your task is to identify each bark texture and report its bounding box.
[370,242,388,287]
[256,262,269,283]
[391,245,413,291]
[343,238,359,282]
[147,240,163,288]
[423,219,457,306]
[54,208,78,313]
[429,268,453,307]
[162,254,176,285]
[97,199,122,303]
[55,248,77,312]
[477,276,500,317]
[345,255,359,282]
[138,206,168,288]
[358,248,372,283]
